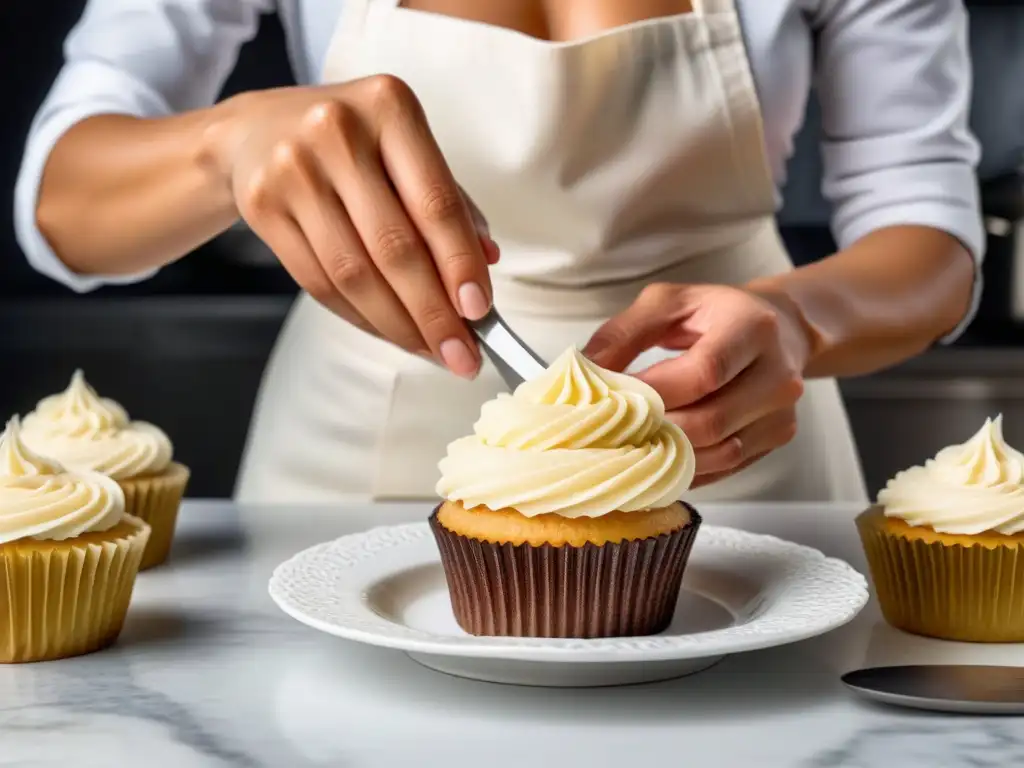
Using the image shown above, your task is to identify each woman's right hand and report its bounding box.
[206,76,498,379]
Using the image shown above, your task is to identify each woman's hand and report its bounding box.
[583,283,811,487]
[206,76,498,379]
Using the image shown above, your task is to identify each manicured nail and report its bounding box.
[481,236,500,264]
[440,338,478,379]
[457,281,490,321]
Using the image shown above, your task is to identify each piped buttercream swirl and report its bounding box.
[878,415,1024,535]
[0,417,124,543]
[20,371,173,480]
[437,347,695,517]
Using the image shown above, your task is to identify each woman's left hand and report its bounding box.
[583,283,811,488]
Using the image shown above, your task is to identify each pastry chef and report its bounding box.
[15,0,983,504]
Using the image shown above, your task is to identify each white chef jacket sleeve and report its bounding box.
[812,0,985,342]
[14,0,270,293]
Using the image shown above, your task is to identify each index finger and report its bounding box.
[376,87,493,321]
[638,324,760,409]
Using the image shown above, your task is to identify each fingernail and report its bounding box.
[581,337,606,361]
[440,338,478,379]
[481,236,501,264]
[457,282,490,321]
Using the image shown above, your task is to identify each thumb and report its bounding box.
[583,286,681,372]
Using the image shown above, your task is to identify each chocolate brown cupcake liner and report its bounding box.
[119,462,190,570]
[429,505,701,638]
[0,516,150,663]
[857,508,1024,643]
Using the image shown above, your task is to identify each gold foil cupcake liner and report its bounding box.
[429,505,701,638]
[119,462,190,570]
[0,516,150,663]
[857,507,1024,643]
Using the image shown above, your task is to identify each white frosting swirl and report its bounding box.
[437,347,695,517]
[0,417,124,544]
[878,415,1024,535]
[20,370,173,480]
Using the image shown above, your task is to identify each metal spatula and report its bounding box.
[841,665,1024,714]
[468,308,547,390]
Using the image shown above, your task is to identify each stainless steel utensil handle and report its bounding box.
[468,309,547,390]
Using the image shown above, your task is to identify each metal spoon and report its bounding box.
[467,308,547,390]
[841,665,1024,715]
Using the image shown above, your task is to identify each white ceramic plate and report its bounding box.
[269,523,868,687]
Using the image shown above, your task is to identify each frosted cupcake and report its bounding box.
[0,417,149,662]
[433,347,700,638]
[857,415,1024,642]
[21,371,189,569]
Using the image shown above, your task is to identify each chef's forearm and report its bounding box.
[747,225,976,379]
[35,110,238,277]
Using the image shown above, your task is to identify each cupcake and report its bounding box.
[21,371,189,569]
[0,417,150,662]
[433,347,700,638]
[857,415,1024,642]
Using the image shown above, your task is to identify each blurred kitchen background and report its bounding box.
[1,2,1022,498]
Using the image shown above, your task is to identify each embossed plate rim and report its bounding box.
[268,523,868,663]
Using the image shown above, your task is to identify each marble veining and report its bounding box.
[0,501,1021,768]
[804,722,1024,768]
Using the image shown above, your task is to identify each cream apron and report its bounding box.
[234,0,868,504]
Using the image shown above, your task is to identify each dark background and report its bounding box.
[1,2,1023,498]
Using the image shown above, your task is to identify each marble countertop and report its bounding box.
[2,501,1022,768]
